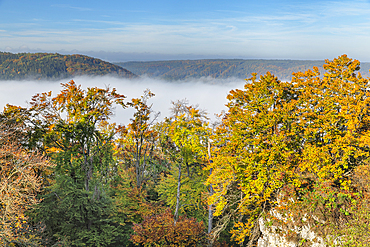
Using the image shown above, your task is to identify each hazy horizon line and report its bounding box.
[0,49,337,63]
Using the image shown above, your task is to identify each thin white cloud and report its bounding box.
[3,0,370,60]
[71,19,128,26]
[51,4,92,12]
[321,0,370,16]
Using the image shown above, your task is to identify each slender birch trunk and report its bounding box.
[208,140,214,246]
[174,162,182,224]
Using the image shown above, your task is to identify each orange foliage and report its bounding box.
[0,130,54,245]
[131,209,206,247]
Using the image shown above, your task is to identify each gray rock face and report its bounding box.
[257,217,326,247]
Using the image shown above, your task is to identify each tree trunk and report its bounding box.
[246,218,262,247]
[135,138,141,188]
[208,140,214,246]
[136,159,140,188]
[174,162,182,224]
[208,169,214,234]
[85,156,93,192]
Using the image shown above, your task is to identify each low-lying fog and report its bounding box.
[0,76,246,125]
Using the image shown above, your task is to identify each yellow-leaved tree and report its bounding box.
[159,100,210,223]
[207,70,299,245]
[207,55,370,246]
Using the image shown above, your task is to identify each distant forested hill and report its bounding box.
[0,52,136,80]
[116,59,370,81]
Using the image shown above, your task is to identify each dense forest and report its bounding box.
[0,52,136,80]
[117,59,370,81]
[4,51,370,83]
[2,55,370,246]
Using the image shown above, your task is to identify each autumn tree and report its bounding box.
[115,89,161,189]
[207,71,299,245]
[269,55,370,246]
[131,208,206,247]
[110,89,178,246]
[110,166,167,246]
[207,55,370,245]
[156,100,210,224]
[11,80,128,246]
[0,118,53,246]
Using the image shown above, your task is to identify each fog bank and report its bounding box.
[0,76,246,125]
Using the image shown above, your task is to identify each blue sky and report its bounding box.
[1,0,370,61]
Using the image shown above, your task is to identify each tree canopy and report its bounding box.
[2,55,370,246]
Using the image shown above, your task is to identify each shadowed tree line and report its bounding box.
[117,58,370,81]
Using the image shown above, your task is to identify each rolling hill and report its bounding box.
[116,59,370,81]
[2,52,370,82]
[0,52,136,80]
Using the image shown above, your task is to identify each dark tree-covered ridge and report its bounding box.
[0,52,136,80]
[117,59,370,81]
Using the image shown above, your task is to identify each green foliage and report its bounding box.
[15,81,129,246]
[157,163,208,221]
[110,166,167,246]
[33,175,118,247]
[156,101,210,224]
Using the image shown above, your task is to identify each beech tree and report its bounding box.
[115,89,161,189]
[111,90,169,246]
[270,55,370,246]
[157,100,210,224]
[207,55,370,245]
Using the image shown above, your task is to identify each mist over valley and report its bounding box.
[0,75,246,125]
